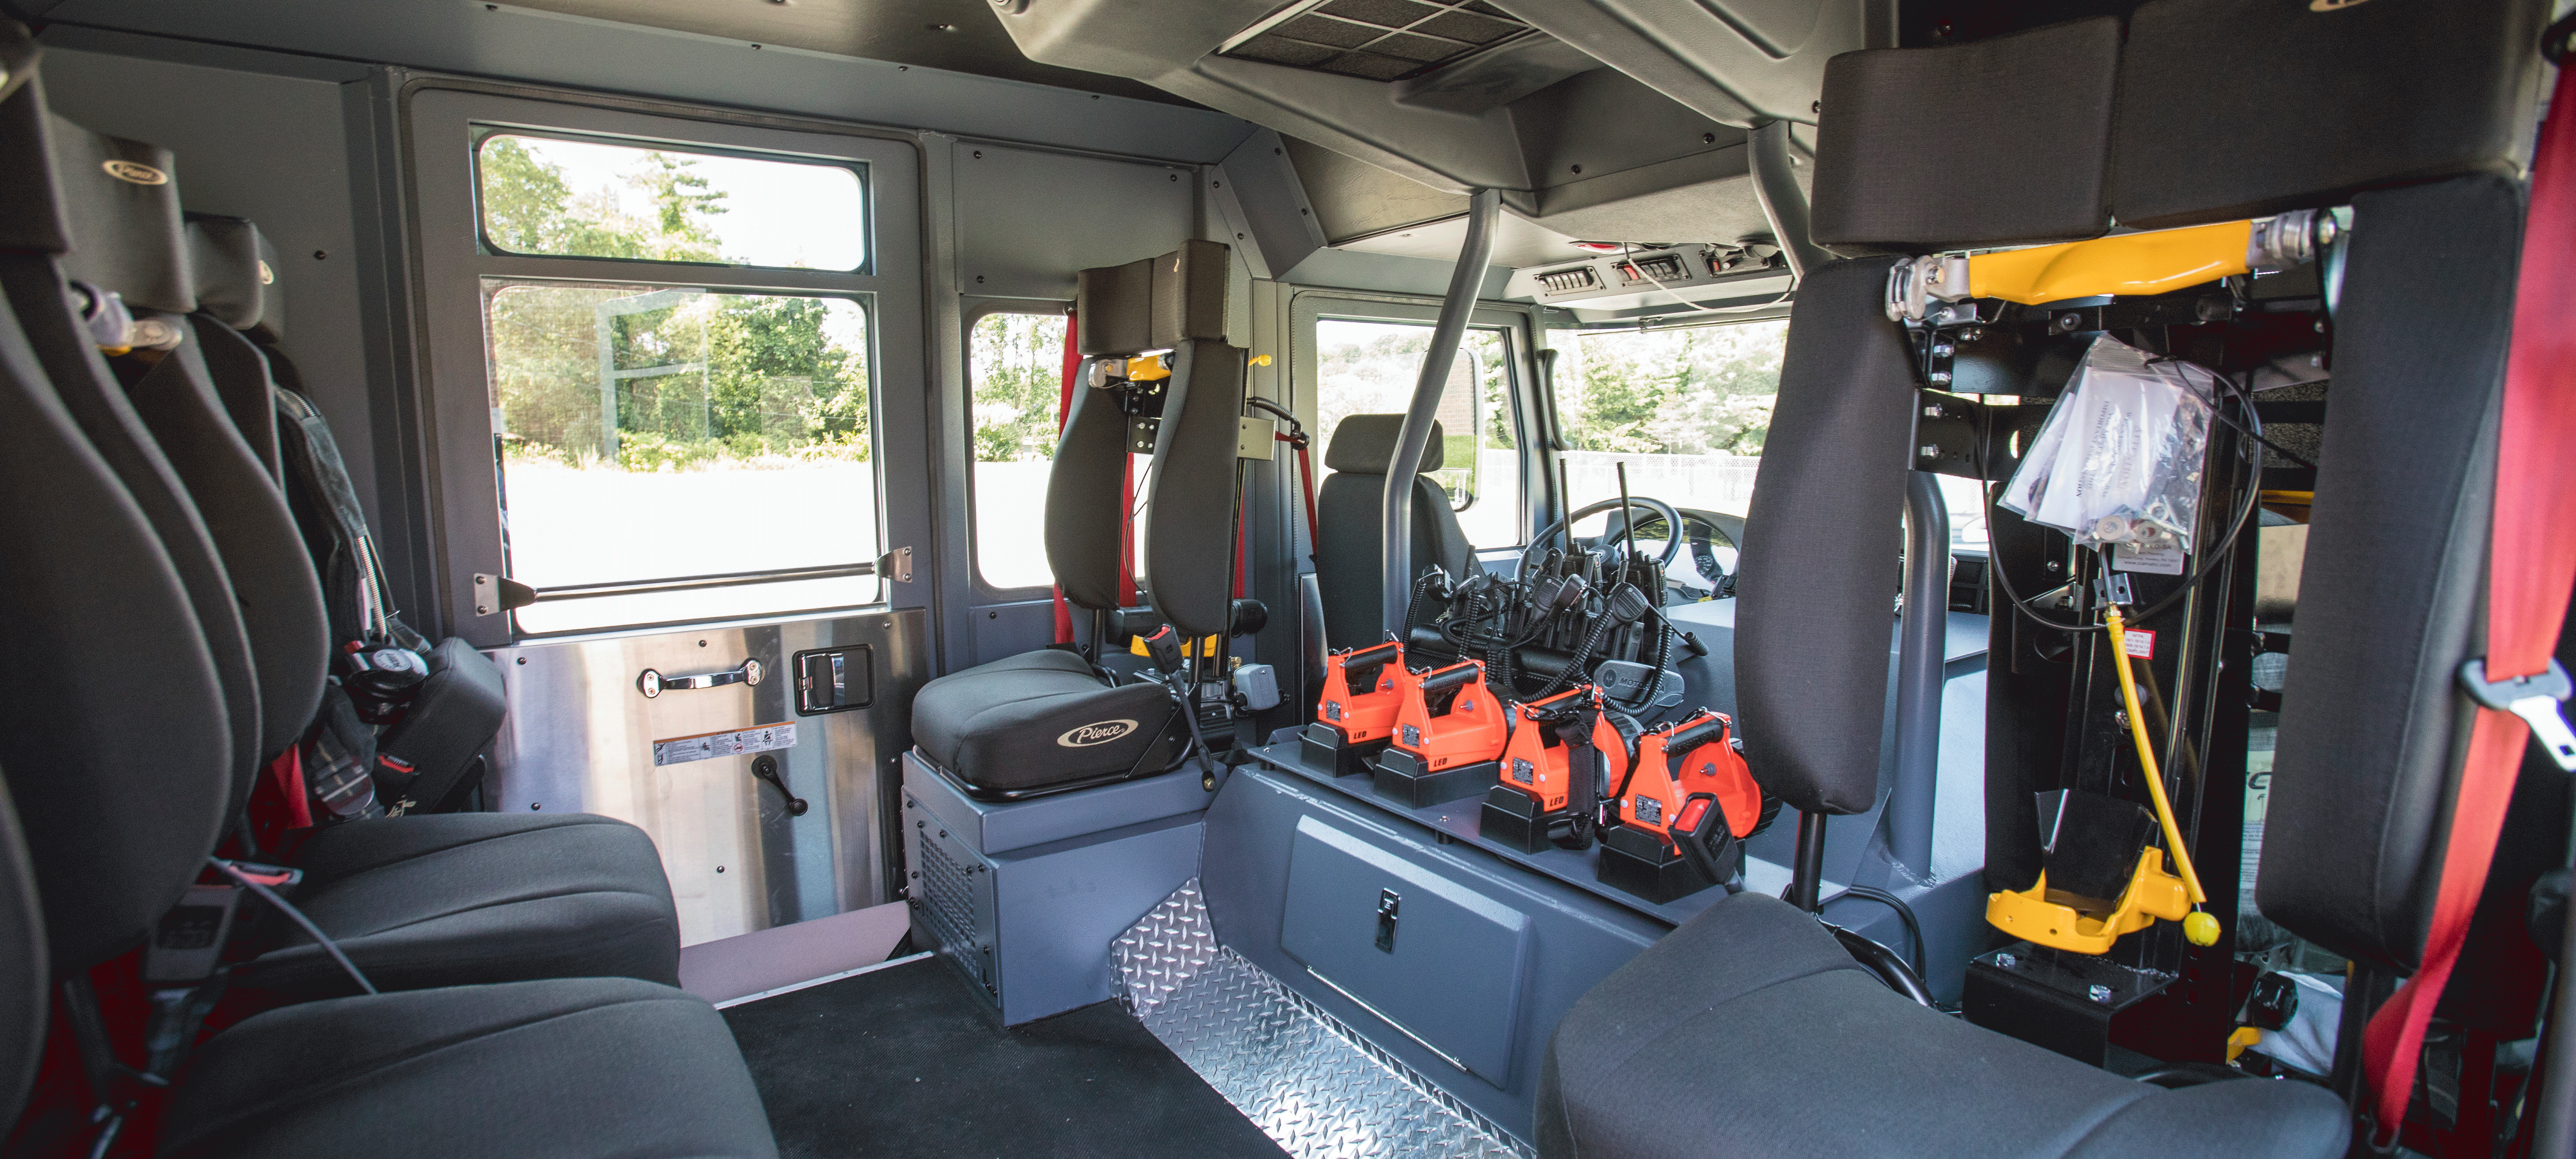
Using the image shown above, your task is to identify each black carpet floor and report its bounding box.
[723,956,1290,1159]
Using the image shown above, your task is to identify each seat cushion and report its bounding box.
[235,813,680,997]
[1539,893,2348,1159]
[911,649,1180,793]
[158,977,775,1159]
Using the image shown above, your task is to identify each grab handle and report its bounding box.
[637,658,762,699]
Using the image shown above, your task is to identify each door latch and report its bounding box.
[637,658,762,698]
[1375,888,1400,954]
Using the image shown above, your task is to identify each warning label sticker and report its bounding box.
[653,722,797,767]
[2113,538,2187,576]
[2121,627,2155,660]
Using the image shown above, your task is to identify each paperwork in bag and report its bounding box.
[2001,335,2214,567]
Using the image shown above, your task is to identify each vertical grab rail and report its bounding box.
[1381,188,1501,639]
[1888,472,1949,880]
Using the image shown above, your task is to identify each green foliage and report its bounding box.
[481,138,869,471]
[970,313,1067,463]
[1561,320,1786,456]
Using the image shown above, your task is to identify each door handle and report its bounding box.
[637,658,762,699]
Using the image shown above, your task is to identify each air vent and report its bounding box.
[1218,0,1532,83]
[1615,254,1687,284]
[1536,266,1600,295]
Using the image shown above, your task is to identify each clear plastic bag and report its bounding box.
[2000,334,2214,570]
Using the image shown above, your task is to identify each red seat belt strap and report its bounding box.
[2362,60,2576,1142]
[1051,311,1081,645]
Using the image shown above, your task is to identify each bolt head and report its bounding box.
[1932,343,1955,357]
[2089,983,2114,1004]
[1994,953,2017,969]
[1919,445,1940,458]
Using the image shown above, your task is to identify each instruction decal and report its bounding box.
[653,722,797,767]
[2113,537,2187,576]
[2120,627,2155,661]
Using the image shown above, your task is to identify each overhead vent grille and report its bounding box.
[1536,266,1600,295]
[1218,0,1532,82]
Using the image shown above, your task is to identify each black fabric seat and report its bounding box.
[233,813,682,995]
[910,649,1179,795]
[910,243,1246,797]
[1314,413,1478,652]
[156,978,775,1159]
[0,36,776,1150]
[3,95,691,1000]
[1540,894,2348,1159]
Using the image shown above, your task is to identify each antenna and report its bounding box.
[1617,460,1639,571]
[1558,457,1576,552]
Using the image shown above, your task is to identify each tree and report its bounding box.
[970,314,1067,462]
[1560,320,1786,455]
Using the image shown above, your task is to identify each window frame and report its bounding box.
[959,298,1075,601]
[408,87,925,645]
[1289,291,1544,549]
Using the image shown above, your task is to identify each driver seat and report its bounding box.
[1314,414,1478,652]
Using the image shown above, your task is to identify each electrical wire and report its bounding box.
[210,858,376,995]
[1816,885,1927,978]
[1979,369,2267,635]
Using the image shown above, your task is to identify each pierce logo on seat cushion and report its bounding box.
[102,159,168,186]
[1058,719,1138,747]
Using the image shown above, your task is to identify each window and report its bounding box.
[471,126,882,635]
[476,134,867,270]
[968,311,1070,590]
[1314,320,1519,547]
[1556,320,1987,579]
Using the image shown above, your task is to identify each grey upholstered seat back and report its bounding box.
[0,99,231,971]
[1142,337,1247,642]
[1313,414,1474,653]
[47,111,329,776]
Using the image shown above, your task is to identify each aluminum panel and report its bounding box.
[490,608,928,945]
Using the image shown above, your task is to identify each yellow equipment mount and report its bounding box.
[1986,847,2193,956]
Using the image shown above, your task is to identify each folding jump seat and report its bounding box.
[910,241,1249,798]
[0,57,684,1001]
[1539,3,2557,1152]
[0,161,777,1154]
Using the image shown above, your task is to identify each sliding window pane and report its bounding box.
[477,133,866,270]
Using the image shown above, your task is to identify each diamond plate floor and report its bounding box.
[1115,881,1533,1159]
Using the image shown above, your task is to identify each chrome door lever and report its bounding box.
[637,658,762,698]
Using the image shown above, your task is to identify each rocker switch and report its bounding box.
[1375,889,1400,954]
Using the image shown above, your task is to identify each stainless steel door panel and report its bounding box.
[489,609,928,946]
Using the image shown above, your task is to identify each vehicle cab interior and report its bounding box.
[0,1,2571,1157]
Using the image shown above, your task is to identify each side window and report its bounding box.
[475,131,881,634]
[1314,320,1520,547]
[1554,318,1988,561]
[968,311,1071,590]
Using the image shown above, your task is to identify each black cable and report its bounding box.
[211,858,376,995]
[1980,371,2267,635]
[1817,885,1926,978]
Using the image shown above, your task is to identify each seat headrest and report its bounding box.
[46,113,191,314]
[1325,414,1444,474]
[1810,17,2121,253]
[1076,238,1230,356]
[188,216,283,338]
[2110,0,2550,229]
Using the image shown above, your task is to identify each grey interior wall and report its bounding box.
[36,43,383,532]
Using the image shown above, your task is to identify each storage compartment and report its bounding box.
[1278,816,1530,1083]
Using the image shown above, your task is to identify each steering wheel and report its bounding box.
[1519,496,1688,576]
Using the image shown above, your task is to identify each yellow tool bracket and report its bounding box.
[1887,208,2339,323]
[1986,604,2220,954]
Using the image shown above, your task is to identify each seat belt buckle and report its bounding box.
[2459,658,2576,771]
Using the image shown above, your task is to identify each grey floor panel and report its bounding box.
[1116,880,1533,1159]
